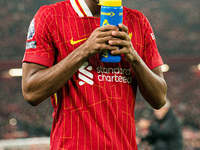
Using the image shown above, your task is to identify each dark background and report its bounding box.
[0,0,199,149]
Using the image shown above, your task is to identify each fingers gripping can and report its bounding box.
[99,0,123,63]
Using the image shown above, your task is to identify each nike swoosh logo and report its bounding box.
[70,37,88,45]
[70,32,132,45]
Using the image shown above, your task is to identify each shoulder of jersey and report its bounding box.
[123,6,145,20]
[37,0,74,17]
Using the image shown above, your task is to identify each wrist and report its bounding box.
[128,51,141,65]
[75,44,91,62]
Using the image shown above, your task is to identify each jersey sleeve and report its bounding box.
[22,6,55,67]
[141,15,163,70]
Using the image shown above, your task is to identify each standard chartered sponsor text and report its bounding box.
[97,66,132,83]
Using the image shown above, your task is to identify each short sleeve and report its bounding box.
[141,15,163,70]
[22,6,55,67]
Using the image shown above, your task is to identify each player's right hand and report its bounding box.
[80,25,120,58]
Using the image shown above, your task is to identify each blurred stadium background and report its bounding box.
[0,0,199,149]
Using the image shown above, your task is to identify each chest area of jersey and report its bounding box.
[77,60,134,87]
[52,16,144,59]
[52,17,99,57]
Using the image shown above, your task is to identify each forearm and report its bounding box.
[22,25,120,106]
[130,55,167,109]
[22,46,87,106]
[107,24,167,108]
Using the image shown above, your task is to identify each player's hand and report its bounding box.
[108,23,139,62]
[81,25,119,58]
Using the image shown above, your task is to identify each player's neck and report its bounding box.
[85,0,101,17]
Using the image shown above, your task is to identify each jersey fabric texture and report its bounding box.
[22,0,163,149]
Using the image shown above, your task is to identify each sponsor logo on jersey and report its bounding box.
[78,62,132,86]
[27,19,35,40]
[79,62,94,86]
[97,66,132,83]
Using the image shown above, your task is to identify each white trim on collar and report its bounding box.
[70,0,93,17]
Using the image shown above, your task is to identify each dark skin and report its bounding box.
[22,0,167,108]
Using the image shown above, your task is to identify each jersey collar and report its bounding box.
[70,0,93,17]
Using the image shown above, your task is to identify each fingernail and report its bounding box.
[112,31,117,36]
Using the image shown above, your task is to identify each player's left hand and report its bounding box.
[108,23,139,62]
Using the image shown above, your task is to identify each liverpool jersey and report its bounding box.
[23,0,163,149]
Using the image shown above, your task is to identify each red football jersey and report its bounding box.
[23,0,163,149]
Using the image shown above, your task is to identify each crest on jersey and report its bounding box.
[27,19,35,40]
